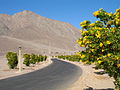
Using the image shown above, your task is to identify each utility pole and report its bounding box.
[49,42,50,56]
[18,47,22,72]
[48,41,53,60]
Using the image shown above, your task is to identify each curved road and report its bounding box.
[0,58,82,90]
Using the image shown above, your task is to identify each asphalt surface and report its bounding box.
[0,58,82,90]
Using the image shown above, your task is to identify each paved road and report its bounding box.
[0,58,82,90]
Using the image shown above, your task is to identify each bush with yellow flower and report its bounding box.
[77,8,120,89]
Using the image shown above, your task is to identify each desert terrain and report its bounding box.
[0,11,115,90]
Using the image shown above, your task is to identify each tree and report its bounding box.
[77,8,120,89]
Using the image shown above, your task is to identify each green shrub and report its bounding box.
[30,54,37,65]
[6,52,18,69]
[58,55,81,62]
[23,54,31,66]
[44,55,47,61]
[38,55,43,62]
[37,55,47,62]
[23,53,48,66]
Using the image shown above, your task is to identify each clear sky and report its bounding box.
[0,0,120,29]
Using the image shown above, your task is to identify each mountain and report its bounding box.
[0,10,82,56]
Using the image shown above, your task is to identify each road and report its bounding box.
[0,58,82,90]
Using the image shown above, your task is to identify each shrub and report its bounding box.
[38,55,44,62]
[23,54,47,66]
[37,55,47,62]
[6,52,18,69]
[23,54,31,66]
[43,55,47,61]
[30,54,37,65]
[58,55,81,62]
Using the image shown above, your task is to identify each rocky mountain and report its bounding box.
[0,10,82,56]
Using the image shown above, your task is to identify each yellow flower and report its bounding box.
[81,31,88,35]
[99,43,103,47]
[116,57,119,60]
[102,49,104,52]
[96,31,101,38]
[89,23,95,27]
[117,64,120,67]
[98,60,102,64]
[81,55,85,58]
[95,25,103,30]
[116,8,120,12]
[83,40,86,43]
[107,21,113,25]
[89,45,92,47]
[107,13,112,17]
[97,58,99,60]
[86,40,90,44]
[80,45,85,47]
[80,22,84,26]
[110,28,115,32]
[106,41,111,44]
[96,33,101,38]
[111,29,115,33]
[107,53,111,57]
[103,55,107,58]
[84,36,87,39]
[93,11,100,17]
[95,21,100,23]
[81,31,85,35]
[80,20,89,27]
[115,19,120,25]
[78,41,82,45]
[85,31,88,33]
[80,30,82,33]
[91,49,95,52]
[80,60,82,62]
[76,40,79,43]
[76,52,81,56]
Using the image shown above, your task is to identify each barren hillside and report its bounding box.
[0,10,82,55]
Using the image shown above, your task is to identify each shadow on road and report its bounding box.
[94,71,106,75]
[84,86,114,90]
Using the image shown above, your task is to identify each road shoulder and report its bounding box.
[59,59,115,90]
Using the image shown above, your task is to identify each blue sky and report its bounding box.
[0,0,120,28]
